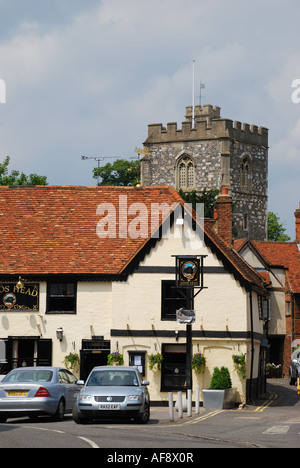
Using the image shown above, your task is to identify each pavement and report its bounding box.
[149,379,283,424]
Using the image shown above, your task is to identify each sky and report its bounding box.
[0,0,299,239]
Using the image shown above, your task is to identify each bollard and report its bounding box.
[177,391,183,419]
[195,387,200,414]
[298,378,300,395]
[187,389,192,417]
[168,392,174,422]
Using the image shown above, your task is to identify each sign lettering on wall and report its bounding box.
[0,283,39,311]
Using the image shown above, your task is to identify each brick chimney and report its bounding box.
[295,203,300,242]
[215,187,233,246]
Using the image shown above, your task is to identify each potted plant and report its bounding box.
[202,366,236,410]
[107,352,124,366]
[266,363,281,378]
[232,353,246,379]
[192,353,206,375]
[148,353,163,372]
[63,353,80,371]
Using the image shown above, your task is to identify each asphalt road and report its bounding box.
[0,378,300,451]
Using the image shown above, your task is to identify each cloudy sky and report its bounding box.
[0,0,299,238]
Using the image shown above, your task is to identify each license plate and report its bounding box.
[7,391,28,397]
[99,404,120,410]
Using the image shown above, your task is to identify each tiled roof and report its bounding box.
[0,185,267,292]
[251,241,300,293]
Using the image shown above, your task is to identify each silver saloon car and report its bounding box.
[73,366,150,424]
[0,367,81,423]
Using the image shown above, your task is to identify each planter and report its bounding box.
[202,388,236,410]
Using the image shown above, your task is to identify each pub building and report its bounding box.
[0,185,269,404]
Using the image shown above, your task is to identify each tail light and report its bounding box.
[35,387,51,398]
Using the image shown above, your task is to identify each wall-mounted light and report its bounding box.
[56,328,63,342]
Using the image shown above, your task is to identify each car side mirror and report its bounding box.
[76,380,85,385]
[293,359,298,364]
[142,380,149,386]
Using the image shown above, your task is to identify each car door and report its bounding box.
[63,370,80,412]
[58,370,77,412]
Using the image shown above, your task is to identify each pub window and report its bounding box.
[46,282,77,314]
[161,280,186,321]
[128,351,146,377]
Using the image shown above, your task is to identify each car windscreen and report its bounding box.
[2,370,53,383]
[86,370,139,387]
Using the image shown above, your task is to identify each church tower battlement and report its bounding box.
[141,105,268,241]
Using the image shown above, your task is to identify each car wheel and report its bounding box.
[72,403,89,425]
[289,371,296,386]
[135,402,150,424]
[53,399,65,421]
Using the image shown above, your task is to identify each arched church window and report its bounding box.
[177,156,195,190]
[241,156,252,191]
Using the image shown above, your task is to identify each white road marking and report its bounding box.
[78,436,99,449]
[263,426,290,435]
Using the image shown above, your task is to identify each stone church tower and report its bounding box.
[141,104,268,241]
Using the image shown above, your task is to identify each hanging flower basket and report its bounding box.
[63,353,80,370]
[232,353,246,379]
[148,353,163,372]
[107,352,124,366]
[191,353,206,375]
[266,363,281,378]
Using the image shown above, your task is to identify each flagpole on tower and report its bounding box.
[192,60,195,128]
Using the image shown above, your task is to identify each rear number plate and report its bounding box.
[99,404,120,410]
[7,391,28,397]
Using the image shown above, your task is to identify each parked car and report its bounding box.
[73,366,150,424]
[0,367,81,423]
[289,349,300,385]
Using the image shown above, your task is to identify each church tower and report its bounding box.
[141,104,268,241]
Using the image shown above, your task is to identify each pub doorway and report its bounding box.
[80,337,110,381]
[4,337,52,372]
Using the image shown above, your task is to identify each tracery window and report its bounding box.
[177,155,195,190]
[241,156,252,191]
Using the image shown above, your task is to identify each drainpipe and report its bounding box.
[249,287,254,404]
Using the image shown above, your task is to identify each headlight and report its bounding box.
[128,395,142,401]
[79,394,92,401]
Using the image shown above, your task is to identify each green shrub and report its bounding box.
[209,366,232,390]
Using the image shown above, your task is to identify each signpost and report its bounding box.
[173,255,207,399]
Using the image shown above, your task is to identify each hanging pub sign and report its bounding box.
[178,257,200,287]
[0,283,39,311]
[173,255,207,289]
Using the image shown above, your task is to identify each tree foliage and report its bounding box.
[93,159,140,186]
[268,211,291,242]
[0,156,48,186]
[178,189,219,218]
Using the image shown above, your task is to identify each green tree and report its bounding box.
[268,212,291,241]
[178,189,219,218]
[0,156,48,186]
[93,159,140,186]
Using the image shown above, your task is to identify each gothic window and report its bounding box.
[241,156,252,191]
[177,155,195,190]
